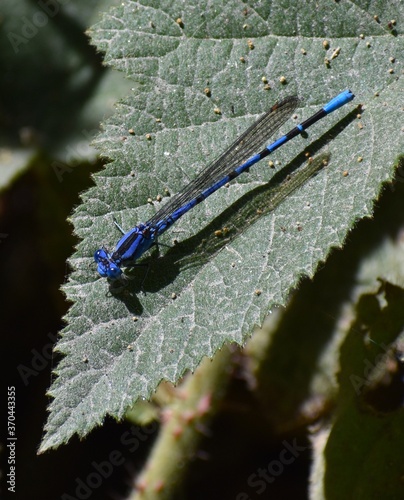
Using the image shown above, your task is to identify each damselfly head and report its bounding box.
[94,248,123,280]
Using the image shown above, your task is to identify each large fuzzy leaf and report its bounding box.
[40,0,403,451]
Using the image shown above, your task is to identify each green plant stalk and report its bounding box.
[129,346,234,499]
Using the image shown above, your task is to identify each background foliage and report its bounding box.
[2,0,403,498]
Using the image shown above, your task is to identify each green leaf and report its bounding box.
[318,281,404,499]
[40,0,404,452]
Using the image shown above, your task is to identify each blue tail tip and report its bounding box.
[324,89,355,114]
[343,89,355,101]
